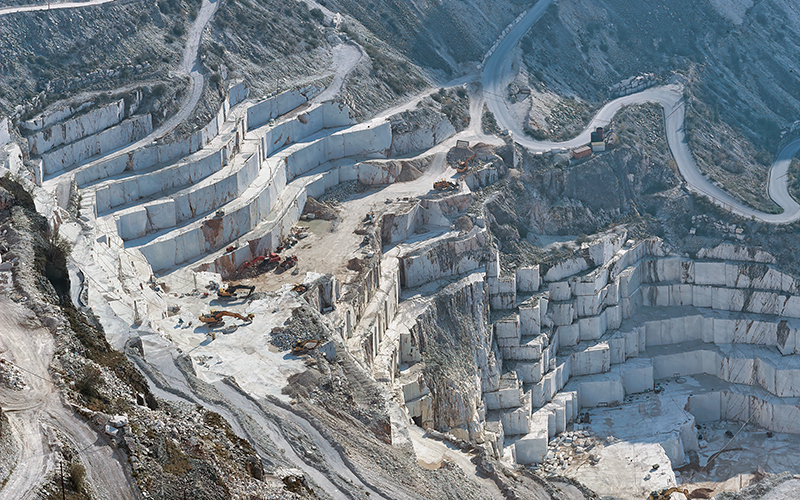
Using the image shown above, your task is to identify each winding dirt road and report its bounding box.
[481,0,800,224]
[0,299,137,500]
[0,0,119,17]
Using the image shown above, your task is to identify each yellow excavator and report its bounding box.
[217,284,255,299]
[648,487,689,500]
[199,310,254,326]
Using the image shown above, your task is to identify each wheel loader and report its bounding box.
[433,179,458,191]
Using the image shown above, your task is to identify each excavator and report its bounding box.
[647,487,689,500]
[291,339,321,355]
[456,153,477,173]
[199,310,255,326]
[217,284,255,299]
[279,255,298,270]
[239,253,281,272]
[433,179,458,191]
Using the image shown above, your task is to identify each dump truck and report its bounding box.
[433,179,458,191]
[217,284,255,299]
[198,310,254,325]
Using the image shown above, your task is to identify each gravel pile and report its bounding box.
[269,306,328,351]
[0,358,25,390]
[318,180,368,204]
[532,428,603,477]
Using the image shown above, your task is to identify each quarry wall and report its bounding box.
[41,114,153,175]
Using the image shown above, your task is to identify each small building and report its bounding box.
[595,127,604,141]
[455,139,470,150]
[591,141,606,153]
[572,146,592,160]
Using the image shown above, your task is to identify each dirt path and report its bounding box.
[480,0,800,223]
[0,0,120,17]
[0,298,137,499]
[312,42,364,105]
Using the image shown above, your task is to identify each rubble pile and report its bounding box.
[318,180,369,204]
[0,358,25,390]
[533,429,604,477]
[269,306,329,352]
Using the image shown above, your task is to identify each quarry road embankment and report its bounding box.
[481,0,800,224]
[41,0,220,180]
[0,298,137,500]
[0,0,120,16]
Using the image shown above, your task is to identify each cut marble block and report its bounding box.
[619,358,654,395]
[569,342,610,376]
[514,413,549,464]
[516,265,540,293]
[694,261,726,286]
[548,281,571,301]
[495,315,520,347]
[566,372,624,408]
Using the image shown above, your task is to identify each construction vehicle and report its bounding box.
[647,487,689,500]
[217,284,255,299]
[240,255,265,271]
[279,255,298,270]
[239,253,282,273]
[291,339,321,355]
[198,310,255,325]
[456,153,477,173]
[433,179,458,191]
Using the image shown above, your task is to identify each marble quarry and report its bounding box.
[34,77,800,483]
[369,215,800,470]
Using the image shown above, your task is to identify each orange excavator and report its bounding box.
[456,153,477,173]
[217,284,255,299]
[199,310,254,325]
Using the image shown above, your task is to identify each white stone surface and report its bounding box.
[548,281,571,301]
[228,81,249,107]
[698,243,775,263]
[29,99,125,156]
[578,311,607,341]
[0,117,10,147]
[694,261,726,286]
[514,414,548,464]
[550,302,574,327]
[519,301,540,337]
[569,342,610,376]
[516,266,540,293]
[495,316,520,347]
[246,90,307,130]
[542,257,590,282]
[558,324,580,347]
[42,114,153,175]
[619,358,654,394]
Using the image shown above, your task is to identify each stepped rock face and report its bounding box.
[412,275,498,442]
